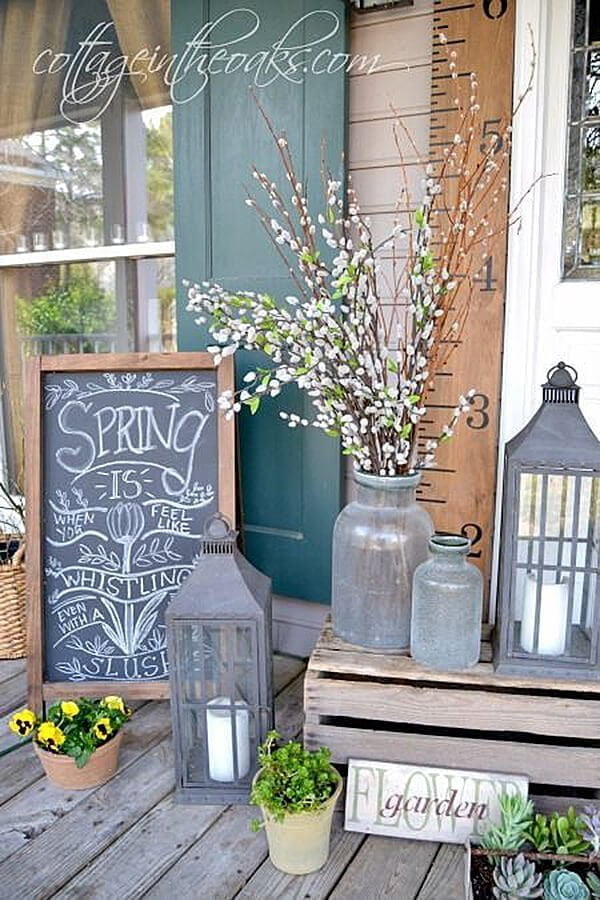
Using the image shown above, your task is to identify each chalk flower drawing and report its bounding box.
[97,591,167,657]
[78,543,120,571]
[132,537,181,569]
[55,657,85,680]
[106,502,145,575]
[65,634,116,657]
[139,628,169,654]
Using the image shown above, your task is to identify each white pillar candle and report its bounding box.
[520,574,569,656]
[206,697,250,782]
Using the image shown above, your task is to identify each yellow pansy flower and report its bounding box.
[9,708,37,737]
[37,721,65,751]
[60,700,80,718]
[101,695,125,713]
[93,717,113,741]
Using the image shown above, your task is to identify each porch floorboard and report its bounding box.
[0,657,458,899]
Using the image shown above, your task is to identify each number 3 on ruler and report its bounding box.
[483,0,508,19]
[467,393,490,430]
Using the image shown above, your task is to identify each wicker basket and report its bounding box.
[0,543,26,659]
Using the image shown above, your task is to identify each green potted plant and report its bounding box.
[9,696,131,789]
[466,793,600,899]
[250,731,342,875]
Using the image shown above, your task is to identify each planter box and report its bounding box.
[304,618,600,795]
[465,840,599,900]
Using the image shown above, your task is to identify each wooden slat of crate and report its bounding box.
[304,620,600,790]
[306,677,600,740]
[309,621,600,694]
[305,724,600,789]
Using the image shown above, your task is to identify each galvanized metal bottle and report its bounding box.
[331,471,433,650]
[410,534,483,670]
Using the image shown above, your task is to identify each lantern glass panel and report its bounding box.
[511,471,600,663]
[174,619,260,788]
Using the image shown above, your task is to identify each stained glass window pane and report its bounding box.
[563,2,600,278]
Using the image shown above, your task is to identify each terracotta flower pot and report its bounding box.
[257,767,343,875]
[34,731,123,790]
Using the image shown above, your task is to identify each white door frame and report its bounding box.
[491,0,600,619]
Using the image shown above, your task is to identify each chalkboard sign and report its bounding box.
[25,353,234,708]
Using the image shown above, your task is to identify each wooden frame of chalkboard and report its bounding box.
[25,352,234,709]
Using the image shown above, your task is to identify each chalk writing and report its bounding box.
[42,369,219,681]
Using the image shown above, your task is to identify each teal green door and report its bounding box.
[173,1,347,602]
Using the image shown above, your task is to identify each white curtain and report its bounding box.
[0,0,71,139]
[107,0,171,109]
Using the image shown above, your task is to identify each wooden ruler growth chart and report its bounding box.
[417,0,516,613]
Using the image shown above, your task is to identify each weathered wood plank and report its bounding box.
[235,813,364,900]
[0,701,171,864]
[0,659,26,684]
[306,675,600,739]
[305,724,600,788]
[329,836,439,900]
[54,797,222,900]
[416,843,466,900]
[271,654,307,695]
[0,735,175,897]
[0,744,42,806]
[318,621,493,657]
[143,673,307,900]
[310,622,600,694]
[0,670,26,717]
[46,664,306,900]
[145,804,266,900]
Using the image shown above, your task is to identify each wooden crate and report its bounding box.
[304,619,600,793]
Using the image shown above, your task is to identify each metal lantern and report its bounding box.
[495,362,600,679]
[166,513,273,803]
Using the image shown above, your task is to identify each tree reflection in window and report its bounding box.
[564,0,600,277]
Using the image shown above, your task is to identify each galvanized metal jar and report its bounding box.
[331,471,433,650]
[410,534,483,670]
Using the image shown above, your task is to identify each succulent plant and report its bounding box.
[587,871,600,898]
[491,853,543,898]
[582,807,600,856]
[482,793,535,853]
[549,808,591,856]
[544,869,590,900]
[524,813,552,852]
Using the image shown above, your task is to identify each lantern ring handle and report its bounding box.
[547,361,578,386]
[203,512,234,540]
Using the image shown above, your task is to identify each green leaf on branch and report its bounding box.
[300,249,321,265]
[414,208,426,228]
[421,252,434,272]
[244,396,261,415]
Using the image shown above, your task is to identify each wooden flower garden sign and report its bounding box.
[25,352,234,709]
[345,759,528,845]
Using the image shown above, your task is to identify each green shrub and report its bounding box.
[249,731,338,829]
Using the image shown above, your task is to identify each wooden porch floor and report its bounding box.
[0,656,465,899]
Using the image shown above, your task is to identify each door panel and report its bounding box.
[173,0,347,602]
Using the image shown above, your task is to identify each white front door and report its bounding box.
[493,0,600,616]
